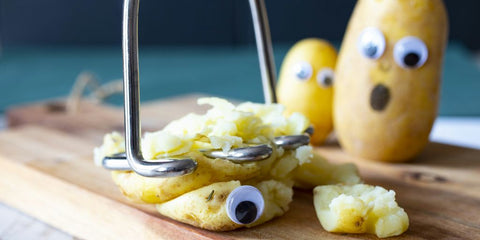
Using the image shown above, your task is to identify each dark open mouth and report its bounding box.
[370,84,390,112]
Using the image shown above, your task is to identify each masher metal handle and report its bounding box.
[122,0,197,177]
[116,0,277,177]
[250,0,277,104]
[103,134,310,171]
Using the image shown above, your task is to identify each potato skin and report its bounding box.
[156,181,242,231]
[334,0,448,162]
[155,180,293,231]
[111,152,261,204]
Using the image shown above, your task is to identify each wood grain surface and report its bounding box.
[1,94,479,239]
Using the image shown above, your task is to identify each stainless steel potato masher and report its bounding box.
[102,0,311,178]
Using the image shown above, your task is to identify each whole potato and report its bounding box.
[334,0,448,162]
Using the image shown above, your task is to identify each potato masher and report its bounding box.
[102,0,311,178]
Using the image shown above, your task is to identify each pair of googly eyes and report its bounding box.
[226,185,265,225]
[293,62,334,88]
[358,27,429,69]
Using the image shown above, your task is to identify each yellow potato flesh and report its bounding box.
[313,184,409,238]
[293,148,361,189]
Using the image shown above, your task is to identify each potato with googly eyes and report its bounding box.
[277,39,337,145]
[334,0,448,162]
[95,97,361,231]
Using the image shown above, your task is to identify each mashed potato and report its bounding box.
[92,97,408,235]
[313,184,409,238]
[95,97,310,162]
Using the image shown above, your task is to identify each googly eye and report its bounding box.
[316,68,335,88]
[358,27,386,60]
[393,36,428,69]
[293,61,313,81]
[226,185,264,225]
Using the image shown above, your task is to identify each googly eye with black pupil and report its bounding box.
[226,185,264,225]
[317,68,335,88]
[293,61,313,81]
[394,36,428,69]
[358,27,386,60]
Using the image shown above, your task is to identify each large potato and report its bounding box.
[334,0,448,162]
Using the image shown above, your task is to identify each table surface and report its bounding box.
[0,112,479,240]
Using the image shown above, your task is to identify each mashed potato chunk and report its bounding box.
[313,184,409,238]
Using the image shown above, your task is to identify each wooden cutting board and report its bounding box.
[1,94,479,239]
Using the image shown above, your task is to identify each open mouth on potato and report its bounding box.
[370,84,390,111]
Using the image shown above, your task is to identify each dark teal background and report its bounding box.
[0,0,479,115]
[1,42,478,116]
